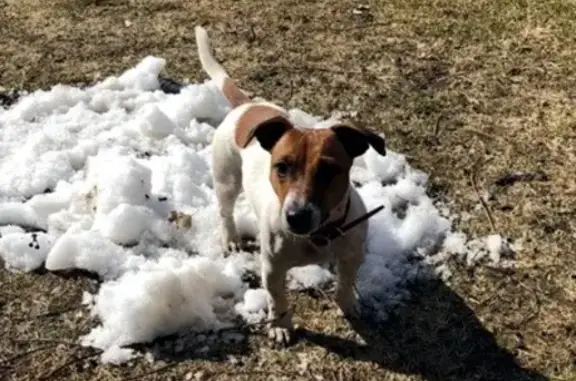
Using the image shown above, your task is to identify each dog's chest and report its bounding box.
[270,234,337,267]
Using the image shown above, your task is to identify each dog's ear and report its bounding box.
[331,124,386,158]
[235,105,293,151]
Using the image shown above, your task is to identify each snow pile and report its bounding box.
[0,56,508,364]
[82,256,243,363]
[441,232,516,269]
[0,226,54,272]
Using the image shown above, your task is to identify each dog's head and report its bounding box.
[236,105,386,236]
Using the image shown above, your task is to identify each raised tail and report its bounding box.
[194,26,250,108]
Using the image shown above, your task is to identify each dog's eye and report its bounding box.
[316,163,343,184]
[274,161,290,178]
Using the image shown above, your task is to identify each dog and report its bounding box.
[195,26,386,345]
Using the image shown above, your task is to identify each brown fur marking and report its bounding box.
[222,78,251,108]
[268,129,353,217]
[234,105,291,148]
[235,106,386,219]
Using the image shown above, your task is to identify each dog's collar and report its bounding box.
[309,197,385,247]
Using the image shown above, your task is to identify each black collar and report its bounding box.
[309,197,385,247]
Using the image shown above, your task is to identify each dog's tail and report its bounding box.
[195,26,250,108]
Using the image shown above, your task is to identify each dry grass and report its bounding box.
[1,0,575,380]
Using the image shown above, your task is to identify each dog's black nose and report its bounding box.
[286,207,313,234]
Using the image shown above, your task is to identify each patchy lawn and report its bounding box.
[1,0,575,380]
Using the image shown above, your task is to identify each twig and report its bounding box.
[470,166,497,232]
[494,171,549,187]
[12,306,80,322]
[394,57,414,87]
[312,285,333,303]
[219,369,303,378]
[122,363,178,381]
[211,310,291,335]
[292,274,334,304]
[287,79,294,104]
[33,306,80,318]
[36,350,100,381]
[7,338,79,347]
[462,127,514,146]
[433,114,445,137]
[330,22,390,32]
[461,127,498,141]
[246,23,257,43]
[1,338,81,369]
[330,369,339,381]
[259,63,363,76]
[0,345,55,367]
[516,282,542,327]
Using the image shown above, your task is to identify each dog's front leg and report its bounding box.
[261,255,293,345]
[334,246,364,319]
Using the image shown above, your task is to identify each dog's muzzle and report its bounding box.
[285,204,316,235]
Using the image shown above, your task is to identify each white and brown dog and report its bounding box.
[195,26,386,345]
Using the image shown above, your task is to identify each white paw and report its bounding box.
[267,325,292,346]
[223,239,241,253]
[221,230,241,254]
[267,311,293,346]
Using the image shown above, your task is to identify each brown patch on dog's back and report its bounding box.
[222,78,251,108]
[234,105,291,148]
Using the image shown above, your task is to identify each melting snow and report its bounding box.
[0,56,510,364]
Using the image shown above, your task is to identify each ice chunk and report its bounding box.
[136,105,176,139]
[0,232,54,272]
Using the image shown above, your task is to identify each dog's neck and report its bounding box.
[322,185,352,226]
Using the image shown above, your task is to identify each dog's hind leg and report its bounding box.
[212,145,243,253]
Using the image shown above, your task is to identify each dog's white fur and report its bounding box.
[196,26,368,345]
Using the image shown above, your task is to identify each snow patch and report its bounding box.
[0,56,514,364]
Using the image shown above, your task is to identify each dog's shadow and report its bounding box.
[300,279,548,381]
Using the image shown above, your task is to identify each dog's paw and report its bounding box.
[220,222,241,255]
[335,294,360,321]
[224,240,241,253]
[267,311,294,347]
[268,325,292,346]
[337,305,360,322]
[221,233,241,255]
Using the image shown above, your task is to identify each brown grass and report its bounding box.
[1,0,575,380]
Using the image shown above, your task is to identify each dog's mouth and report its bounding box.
[284,218,319,237]
[282,214,339,248]
[283,207,335,238]
[287,226,314,236]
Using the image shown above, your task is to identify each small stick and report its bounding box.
[462,127,502,141]
[287,79,295,104]
[0,345,54,368]
[13,306,80,322]
[210,310,291,335]
[259,63,363,76]
[330,22,390,32]
[36,350,100,381]
[470,167,497,232]
[433,114,445,137]
[8,338,78,346]
[122,363,178,381]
